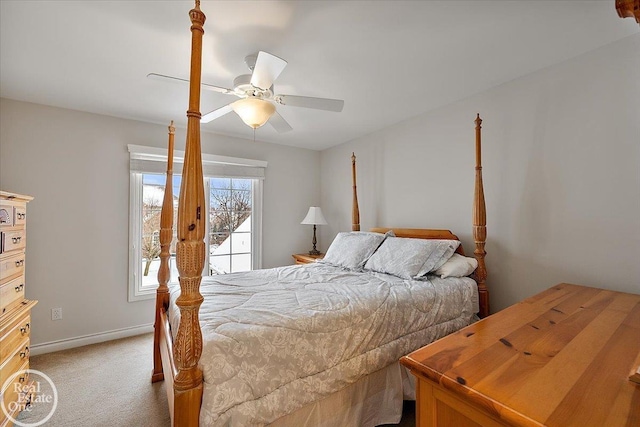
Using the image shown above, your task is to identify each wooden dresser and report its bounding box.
[401,283,640,427]
[0,191,37,426]
[292,253,324,265]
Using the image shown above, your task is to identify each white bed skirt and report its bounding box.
[268,363,416,427]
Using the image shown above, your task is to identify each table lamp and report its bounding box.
[300,207,328,255]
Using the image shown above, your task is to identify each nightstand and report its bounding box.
[292,253,324,265]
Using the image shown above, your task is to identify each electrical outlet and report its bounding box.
[51,307,62,321]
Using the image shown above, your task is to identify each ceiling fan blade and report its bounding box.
[147,73,234,95]
[201,104,233,123]
[269,111,293,133]
[250,51,287,90]
[275,94,344,112]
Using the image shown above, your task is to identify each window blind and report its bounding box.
[128,144,267,179]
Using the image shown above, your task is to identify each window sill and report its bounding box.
[128,287,156,302]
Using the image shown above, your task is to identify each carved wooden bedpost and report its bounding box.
[152,121,175,383]
[616,0,640,23]
[174,1,206,425]
[352,152,360,231]
[473,114,489,317]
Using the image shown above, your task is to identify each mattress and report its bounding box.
[168,262,477,426]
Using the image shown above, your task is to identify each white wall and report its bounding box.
[320,34,640,313]
[0,98,320,347]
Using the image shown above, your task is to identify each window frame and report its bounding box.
[127,145,265,302]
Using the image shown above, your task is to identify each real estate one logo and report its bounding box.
[1,369,58,427]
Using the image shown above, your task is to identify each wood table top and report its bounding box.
[401,283,640,427]
[292,253,324,263]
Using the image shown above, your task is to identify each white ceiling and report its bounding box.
[1,1,637,151]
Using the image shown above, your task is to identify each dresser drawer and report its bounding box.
[0,360,29,426]
[13,206,26,227]
[0,313,30,364]
[0,253,25,285]
[2,230,25,254]
[0,276,25,318]
[0,338,29,387]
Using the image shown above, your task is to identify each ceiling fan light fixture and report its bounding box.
[231,97,275,129]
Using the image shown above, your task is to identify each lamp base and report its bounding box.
[308,224,321,256]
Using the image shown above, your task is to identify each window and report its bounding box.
[209,178,253,274]
[139,174,181,291]
[128,145,266,302]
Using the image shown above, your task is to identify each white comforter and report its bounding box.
[169,262,477,426]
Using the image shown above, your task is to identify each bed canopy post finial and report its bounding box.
[473,113,489,317]
[174,1,206,425]
[352,152,360,231]
[152,120,176,384]
[616,0,640,23]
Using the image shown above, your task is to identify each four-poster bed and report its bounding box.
[151,2,488,426]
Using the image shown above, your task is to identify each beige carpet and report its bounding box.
[17,333,170,427]
[17,333,415,426]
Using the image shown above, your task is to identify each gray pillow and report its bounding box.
[321,231,387,269]
[364,237,460,279]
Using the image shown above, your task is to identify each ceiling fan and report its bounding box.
[148,51,344,133]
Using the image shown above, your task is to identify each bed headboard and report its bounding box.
[369,228,465,256]
[360,114,488,318]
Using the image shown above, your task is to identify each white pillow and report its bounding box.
[363,237,460,279]
[321,231,387,269]
[433,253,478,278]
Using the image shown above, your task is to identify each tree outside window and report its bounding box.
[140,174,253,284]
[209,178,252,274]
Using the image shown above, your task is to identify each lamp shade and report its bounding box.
[301,207,328,225]
[232,98,276,129]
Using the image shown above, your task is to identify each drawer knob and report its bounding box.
[20,346,30,359]
[12,236,22,243]
[19,374,28,383]
[18,213,26,220]
[15,283,24,292]
[15,259,24,267]
[20,323,30,335]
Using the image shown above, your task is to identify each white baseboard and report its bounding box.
[30,323,154,356]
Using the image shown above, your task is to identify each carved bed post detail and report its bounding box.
[616,0,640,23]
[152,121,175,383]
[352,152,360,231]
[473,114,489,317]
[174,1,205,425]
